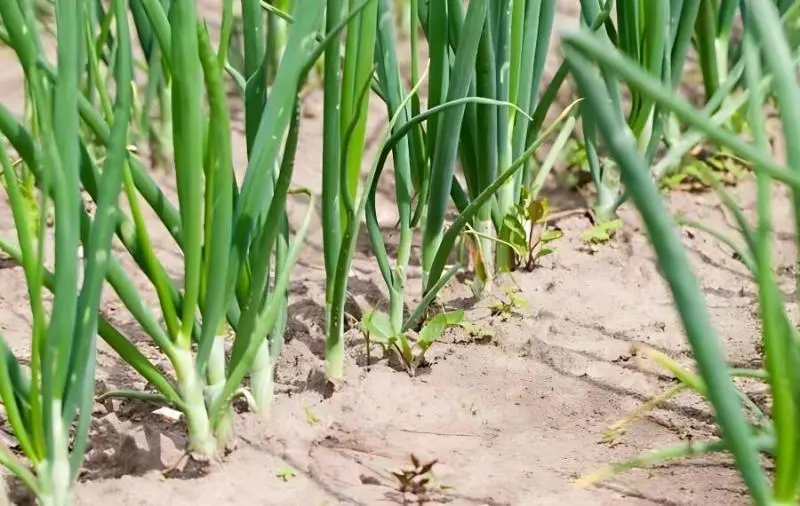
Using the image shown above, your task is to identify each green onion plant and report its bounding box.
[359,0,579,372]
[562,1,800,503]
[129,0,174,170]
[0,0,132,503]
[319,0,581,382]
[414,0,567,290]
[575,0,701,222]
[320,0,381,384]
[574,1,780,223]
[693,0,740,105]
[0,0,360,471]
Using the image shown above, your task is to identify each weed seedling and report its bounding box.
[276,466,297,482]
[488,285,529,321]
[498,194,565,272]
[580,218,623,245]
[361,309,464,375]
[660,145,752,192]
[392,454,443,506]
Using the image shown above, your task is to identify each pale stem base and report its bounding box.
[324,301,345,385]
[249,340,275,416]
[173,347,217,457]
[474,218,495,294]
[205,337,234,449]
[37,401,71,506]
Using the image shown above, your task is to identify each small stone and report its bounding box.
[152,406,182,422]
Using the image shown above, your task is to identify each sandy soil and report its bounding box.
[0,2,786,505]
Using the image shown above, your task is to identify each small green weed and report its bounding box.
[660,145,752,192]
[488,285,529,321]
[276,466,297,482]
[361,309,464,375]
[580,218,624,245]
[500,195,564,271]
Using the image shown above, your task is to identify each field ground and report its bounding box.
[0,2,787,505]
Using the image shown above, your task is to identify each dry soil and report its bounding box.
[0,2,786,505]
